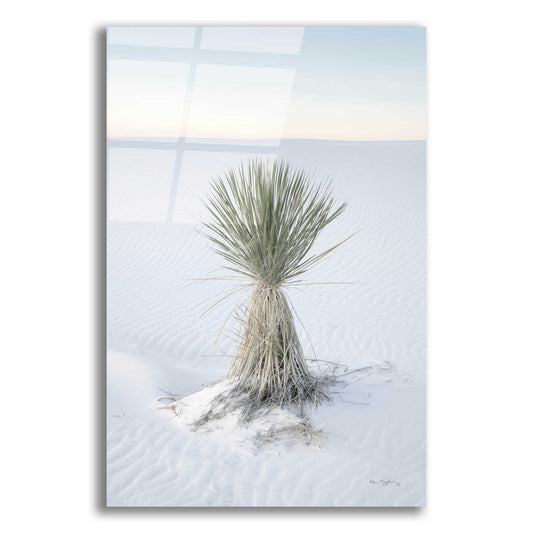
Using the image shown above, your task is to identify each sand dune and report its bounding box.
[107,140,426,506]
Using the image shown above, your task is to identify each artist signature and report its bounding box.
[370,479,401,487]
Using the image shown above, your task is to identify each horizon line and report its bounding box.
[107,136,426,143]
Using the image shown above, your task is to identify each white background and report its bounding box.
[1,0,532,530]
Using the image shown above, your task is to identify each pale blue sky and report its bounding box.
[107,26,426,140]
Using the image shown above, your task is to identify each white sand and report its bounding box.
[107,140,426,506]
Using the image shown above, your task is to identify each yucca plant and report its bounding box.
[201,158,348,419]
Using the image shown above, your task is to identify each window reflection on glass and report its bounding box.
[200,26,304,55]
[107,26,426,225]
[108,147,177,222]
[108,26,196,49]
[185,65,295,146]
[107,59,190,138]
[173,151,276,224]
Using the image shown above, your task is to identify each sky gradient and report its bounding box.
[107,26,426,141]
